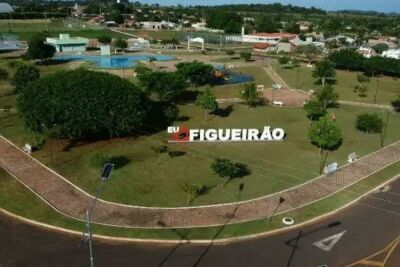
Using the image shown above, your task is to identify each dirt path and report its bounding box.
[0,136,399,228]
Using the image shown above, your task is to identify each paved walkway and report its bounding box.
[0,136,399,228]
[264,65,292,90]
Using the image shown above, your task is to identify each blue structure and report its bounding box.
[0,33,22,51]
[53,54,176,69]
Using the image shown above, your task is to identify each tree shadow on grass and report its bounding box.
[212,105,234,118]
[177,90,201,104]
[192,183,245,267]
[157,183,245,267]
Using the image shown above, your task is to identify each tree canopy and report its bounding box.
[196,86,218,121]
[309,117,342,174]
[11,64,40,92]
[312,60,336,86]
[136,69,187,102]
[17,69,150,140]
[356,113,384,134]
[206,11,242,33]
[25,34,56,61]
[175,61,215,88]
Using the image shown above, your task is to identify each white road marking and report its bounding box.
[313,230,347,252]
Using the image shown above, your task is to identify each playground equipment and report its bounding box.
[187,37,205,51]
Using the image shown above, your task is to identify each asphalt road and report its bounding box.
[0,178,399,267]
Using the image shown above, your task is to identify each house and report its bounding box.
[368,38,397,49]
[253,43,274,52]
[358,44,376,59]
[226,27,298,45]
[46,34,89,53]
[277,41,296,53]
[382,49,400,60]
[297,21,312,32]
[140,21,175,30]
[191,22,224,33]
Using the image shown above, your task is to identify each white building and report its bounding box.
[226,27,298,45]
[382,49,400,60]
[140,21,175,30]
[46,34,89,53]
[191,22,224,33]
[358,44,377,59]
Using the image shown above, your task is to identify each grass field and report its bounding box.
[1,159,399,240]
[1,98,399,207]
[0,19,127,41]
[0,55,399,208]
[272,64,400,105]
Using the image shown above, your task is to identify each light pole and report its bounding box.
[83,163,114,267]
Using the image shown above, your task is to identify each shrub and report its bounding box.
[392,97,400,112]
[240,52,252,61]
[211,158,251,179]
[168,151,186,158]
[97,35,112,44]
[226,49,235,56]
[151,145,169,154]
[17,69,150,140]
[356,113,384,134]
[0,68,9,80]
[278,56,290,65]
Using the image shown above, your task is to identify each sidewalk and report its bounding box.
[0,135,399,228]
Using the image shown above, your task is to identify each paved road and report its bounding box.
[1,178,399,267]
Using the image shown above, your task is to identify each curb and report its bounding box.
[0,174,398,245]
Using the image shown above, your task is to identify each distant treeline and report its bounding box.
[329,49,400,77]
[194,3,326,15]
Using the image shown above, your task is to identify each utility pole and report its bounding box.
[82,163,114,267]
[374,78,380,104]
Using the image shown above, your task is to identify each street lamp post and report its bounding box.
[83,163,114,267]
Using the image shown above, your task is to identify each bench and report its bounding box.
[22,143,32,154]
[347,152,358,163]
[324,162,338,175]
[256,85,265,91]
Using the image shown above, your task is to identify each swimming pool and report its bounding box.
[53,54,176,69]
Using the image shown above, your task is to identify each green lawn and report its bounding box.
[1,97,400,207]
[0,19,127,41]
[273,64,400,105]
[1,159,399,240]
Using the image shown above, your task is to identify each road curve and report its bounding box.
[0,177,399,267]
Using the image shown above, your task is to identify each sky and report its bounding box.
[138,0,400,13]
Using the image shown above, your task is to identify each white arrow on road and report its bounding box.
[313,230,347,252]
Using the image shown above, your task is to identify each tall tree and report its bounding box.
[240,82,261,107]
[314,85,339,110]
[313,60,336,87]
[25,34,55,61]
[309,117,342,174]
[195,87,218,121]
